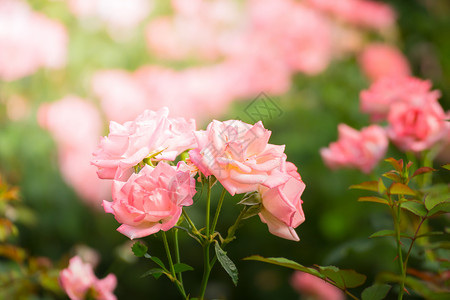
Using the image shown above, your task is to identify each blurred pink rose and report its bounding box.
[291,271,345,300]
[387,100,449,153]
[91,69,149,123]
[189,120,289,195]
[0,0,67,81]
[359,43,411,82]
[38,96,110,206]
[258,162,305,241]
[305,0,396,31]
[360,76,441,121]
[146,0,242,61]
[59,256,117,300]
[38,96,102,151]
[320,124,388,174]
[247,0,332,75]
[103,162,196,239]
[91,107,196,180]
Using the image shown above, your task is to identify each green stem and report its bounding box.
[392,200,405,300]
[199,177,213,299]
[182,209,201,238]
[162,231,186,299]
[210,188,227,236]
[174,228,183,286]
[403,217,426,274]
[199,243,211,299]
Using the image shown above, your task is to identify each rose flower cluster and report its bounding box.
[321,75,450,174]
[91,107,306,241]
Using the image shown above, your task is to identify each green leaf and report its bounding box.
[389,183,416,196]
[173,263,194,273]
[369,230,396,239]
[358,196,389,205]
[424,194,449,211]
[214,242,238,286]
[132,241,148,257]
[349,181,379,192]
[150,256,167,270]
[385,158,403,172]
[317,266,366,289]
[378,178,387,194]
[361,283,391,300]
[442,164,450,171]
[416,231,444,239]
[412,167,437,178]
[428,201,450,216]
[401,201,428,217]
[243,256,323,278]
[140,268,166,279]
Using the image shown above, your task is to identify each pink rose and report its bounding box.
[189,120,289,195]
[103,162,196,239]
[320,124,388,174]
[360,76,440,122]
[291,271,345,300]
[91,107,196,180]
[387,100,449,153]
[258,162,305,241]
[59,256,117,300]
[358,43,411,82]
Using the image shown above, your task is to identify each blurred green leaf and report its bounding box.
[382,171,402,183]
[385,158,403,173]
[358,196,389,205]
[412,167,437,178]
[316,265,366,289]
[378,178,387,194]
[361,283,391,300]
[427,201,450,216]
[243,256,322,278]
[215,242,238,286]
[369,230,396,239]
[132,241,148,257]
[401,201,428,217]
[349,181,379,192]
[442,164,450,171]
[389,183,416,196]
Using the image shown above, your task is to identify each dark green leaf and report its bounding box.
[416,231,444,239]
[424,194,449,211]
[389,183,416,196]
[214,242,238,286]
[173,263,194,273]
[361,283,391,300]
[349,181,379,192]
[358,196,389,205]
[150,256,167,270]
[401,201,428,217]
[243,255,323,278]
[317,266,366,289]
[140,268,165,279]
[132,241,148,257]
